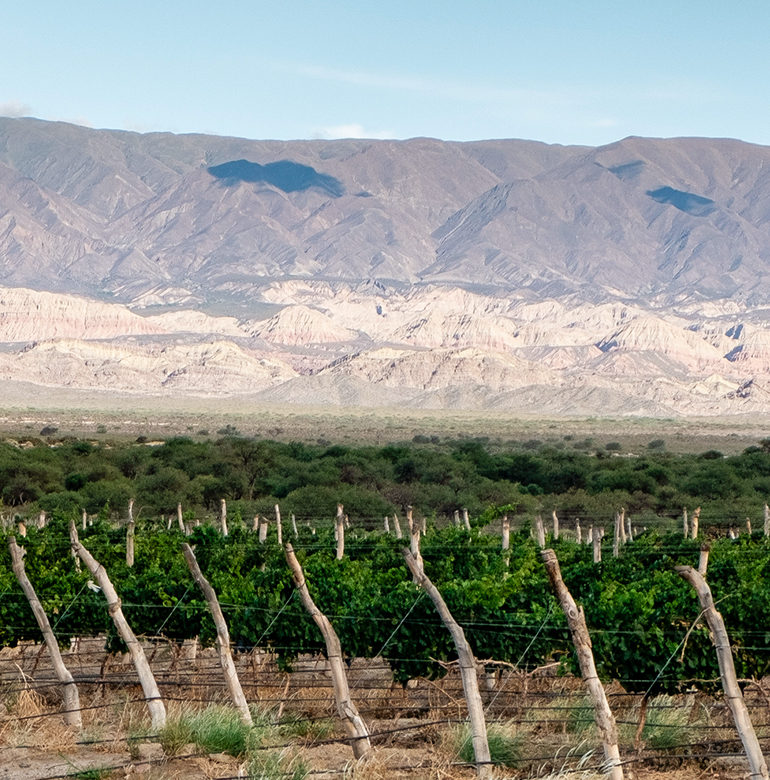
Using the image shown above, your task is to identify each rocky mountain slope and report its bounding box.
[1,118,770,416]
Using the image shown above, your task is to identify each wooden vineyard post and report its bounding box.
[462,508,471,532]
[691,506,700,540]
[501,515,510,551]
[454,509,461,527]
[291,513,298,538]
[69,520,166,730]
[383,515,390,534]
[336,504,345,560]
[284,543,371,759]
[410,512,423,578]
[765,504,770,537]
[82,508,87,531]
[126,519,135,568]
[403,550,492,778]
[676,566,768,780]
[220,498,228,537]
[275,504,282,546]
[177,503,185,533]
[625,512,633,542]
[612,513,621,558]
[541,548,623,780]
[683,507,689,539]
[393,513,402,540]
[259,516,268,544]
[619,507,626,544]
[552,509,559,540]
[698,544,710,576]
[576,519,582,544]
[182,543,252,725]
[593,527,602,564]
[534,515,546,548]
[9,538,82,729]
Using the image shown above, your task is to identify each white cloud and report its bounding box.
[313,123,394,140]
[0,101,32,118]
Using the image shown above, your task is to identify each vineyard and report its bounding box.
[3,434,770,778]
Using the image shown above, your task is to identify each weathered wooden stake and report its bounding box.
[501,515,510,551]
[462,508,471,532]
[764,504,770,537]
[454,509,461,527]
[383,516,390,534]
[403,550,491,778]
[698,544,710,576]
[541,548,623,780]
[291,513,298,538]
[17,518,26,537]
[182,543,252,725]
[336,504,345,560]
[552,509,559,540]
[70,520,166,730]
[220,498,228,537]
[177,503,185,533]
[576,519,582,544]
[691,506,701,540]
[9,538,82,729]
[683,507,689,538]
[252,514,259,532]
[284,543,370,758]
[612,513,621,558]
[534,515,546,548]
[82,508,87,531]
[619,507,626,544]
[593,528,602,563]
[393,513,402,540]
[258,516,268,544]
[275,504,283,546]
[410,515,423,579]
[126,518,135,568]
[747,518,753,535]
[676,566,768,780]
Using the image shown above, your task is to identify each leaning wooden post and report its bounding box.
[410,514,423,578]
[219,498,228,537]
[9,538,82,729]
[284,543,371,758]
[393,513,403,540]
[403,550,491,778]
[676,566,768,780]
[291,513,298,538]
[541,548,623,780]
[182,543,252,725]
[335,504,345,560]
[69,520,166,730]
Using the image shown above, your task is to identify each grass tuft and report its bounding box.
[451,721,523,768]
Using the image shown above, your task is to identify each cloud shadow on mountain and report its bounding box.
[208,159,344,197]
[646,186,716,217]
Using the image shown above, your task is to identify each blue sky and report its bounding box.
[2,0,769,145]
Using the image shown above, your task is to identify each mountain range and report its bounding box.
[1,117,770,417]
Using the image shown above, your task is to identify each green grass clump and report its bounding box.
[642,694,692,749]
[453,722,523,768]
[247,748,308,780]
[160,704,253,757]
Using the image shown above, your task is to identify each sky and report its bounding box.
[2,0,770,146]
